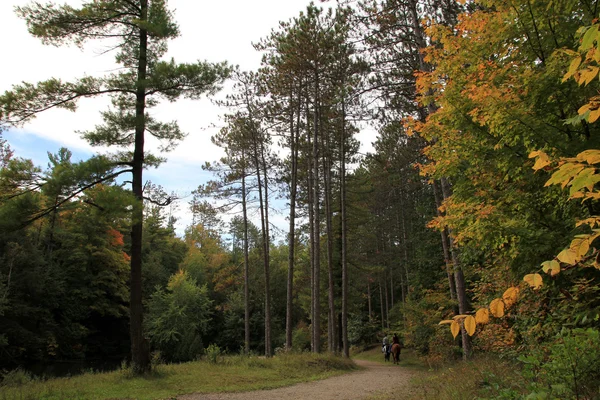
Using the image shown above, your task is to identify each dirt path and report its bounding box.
[178,359,414,400]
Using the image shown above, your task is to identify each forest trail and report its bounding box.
[178,359,414,400]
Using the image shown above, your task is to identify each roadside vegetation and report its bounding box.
[0,352,356,400]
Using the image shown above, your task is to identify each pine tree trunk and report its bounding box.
[384,272,390,329]
[340,93,349,358]
[306,97,315,352]
[324,132,336,353]
[379,282,385,329]
[242,151,250,355]
[250,125,271,357]
[367,278,372,321]
[312,71,321,353]
[260,138,272,358]
[433,180,457,300]
[286,90,300,351]
[441,178,472,359]
[130,0,150,374]
[400,196,410,301]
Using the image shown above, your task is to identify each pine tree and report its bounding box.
[0,0,230,373]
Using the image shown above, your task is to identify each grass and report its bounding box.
[352,345,427,371]
[0,352,357,400]
[406,354,527,400]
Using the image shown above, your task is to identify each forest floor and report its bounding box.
[178,358,416,400]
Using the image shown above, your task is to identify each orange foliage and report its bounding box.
[107,228,124,247]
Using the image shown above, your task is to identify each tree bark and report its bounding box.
[433,180,457,300]
[441,178,472,359]
[242,151,250,355]
[340,91,349,357]
[324,127,336,353]
[312,70,321,353]
[306,96,315,352]
[379,282,385,329]
[286,87,300,351]
[260,137,272,358]
[130,0,150,374]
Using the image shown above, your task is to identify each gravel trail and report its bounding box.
[178,359,414,400]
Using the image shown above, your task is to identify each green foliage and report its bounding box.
[291,323,311,352]
[519,329,600,399]
[145,271,212,363]
[347,314,379,347]
[205,343,221,364]
[0,368,34,387]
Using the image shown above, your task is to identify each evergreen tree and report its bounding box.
[0,0,230,372]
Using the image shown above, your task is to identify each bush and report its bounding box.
[292,322,311,352]
[145,271,212,362]
[347,314,379,347]
[1,368,33,387]
[519,328,600,399]
[205,343,221,364]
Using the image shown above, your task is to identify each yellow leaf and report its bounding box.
[589,108,600,123]
[563,56,582,82]
[523,273,543,290]
[570,237,590,258]
[557,248,579,265]
[576,217,600,228]
[502,287,520,308]
[452,314,470,320]
[542,260,561,276]
[475,308,490,324]
[464,315,476,336]
[545,163,585,188]
[489,298,505,318]
[579,103,592,115]
[528,150,544,159]
[533,156,551,171]
[450,320,460,339]
[439,320,454,325]
[576,150,600,165]
[580,66,599,85]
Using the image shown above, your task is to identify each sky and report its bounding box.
[0,0,376,237]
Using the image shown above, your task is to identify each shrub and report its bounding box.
[1,368,33,387]
[145,271,212,362]
[292,322,311,352]
[520,328,600,399]
[205,343,221,364]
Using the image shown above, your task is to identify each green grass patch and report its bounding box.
[352,346,427,371]
[0,353,357,400]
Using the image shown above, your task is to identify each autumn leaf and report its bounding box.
[475,308,490,324]
[439,320,454,325]
[563,56,582,82]
[464,315,476,336]
[489,298,505,318]
[557,248,579,265]
[545,163,585,188]
[523,273,543,290]
[576,150,600,164]
[450,320,460,339]
[570,237,590,259]
[453,314,470,320]
[542,260,561,276]
[502,287,520,308]
[529,150,551,171]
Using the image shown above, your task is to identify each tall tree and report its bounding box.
[0,0,230,372]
